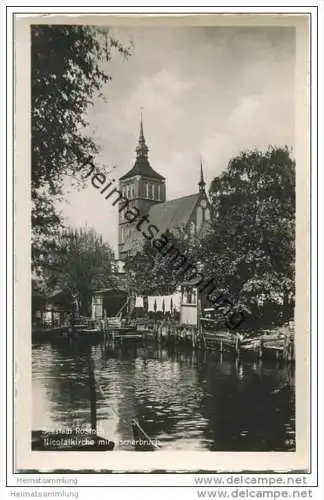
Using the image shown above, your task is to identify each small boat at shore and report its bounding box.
[131,419,160,451]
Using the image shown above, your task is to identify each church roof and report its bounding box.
[122,192,200,254]
[120,157,165,181]
[149,193,199,233]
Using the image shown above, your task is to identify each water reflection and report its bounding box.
[32,339,295,451]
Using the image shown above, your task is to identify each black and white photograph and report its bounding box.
[11,13,311,473]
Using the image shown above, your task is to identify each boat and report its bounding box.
[131,418,159,451]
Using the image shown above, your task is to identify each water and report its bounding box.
[32,339,295,451]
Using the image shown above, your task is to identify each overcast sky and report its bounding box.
[59,25,295,255]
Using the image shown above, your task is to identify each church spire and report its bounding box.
[136,111,149,159]
[199,157,206,193]
[120,111,165,182]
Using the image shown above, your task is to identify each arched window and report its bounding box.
[128,184,134,199]
[196,207,203,229]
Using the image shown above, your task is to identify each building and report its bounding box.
[118,116,211,259]
[91,287,129,321]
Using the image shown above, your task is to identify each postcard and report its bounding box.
[13,12,310,473]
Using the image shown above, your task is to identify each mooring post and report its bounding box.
[235,335,240,357]
[88,355,97,435]
[258,339,263,359]
[288,336,293,361]
[288,338,293,361]
[291,338,295,362]
[283,335,288,360]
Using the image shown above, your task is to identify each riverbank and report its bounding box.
[32,320,295,363]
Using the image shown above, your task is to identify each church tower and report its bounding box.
[118,115,166,257]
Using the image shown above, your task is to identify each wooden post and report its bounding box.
[88,355,97,435]
[288,338,294,362]
[283,335,288,360]
[202,328,207,351]
[197,298,201,349]
[220,339,223,353]
[288,336,294,362]
[235,335,240,357]
[258,339,263,359]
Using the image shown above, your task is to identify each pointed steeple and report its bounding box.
[120,112,164,181]
[199,157,206,193]
[136,111,149,158]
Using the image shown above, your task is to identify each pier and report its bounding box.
[33,317,294,363]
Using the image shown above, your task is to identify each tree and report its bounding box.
[31,25,130,264]
[40,227,116,315]
[205,146,295,327]
[123,228,203,296]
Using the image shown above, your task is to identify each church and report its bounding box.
[118,116,211,260]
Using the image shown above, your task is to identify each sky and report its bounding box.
[59,25,295,255]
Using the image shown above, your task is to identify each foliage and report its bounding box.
[205,146,295,327]
[39,227,116,314]
[31,25,130,264]
[124,228,203,295]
